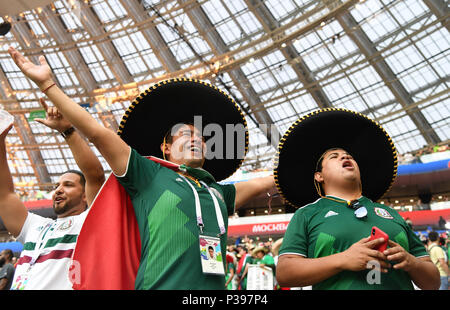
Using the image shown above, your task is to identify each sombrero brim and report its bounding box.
[0,22,11,36]
[252,246,268,256]
[274,108,398,208]
[117,78,248,181]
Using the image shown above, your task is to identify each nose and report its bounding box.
[191,133,203,144]
[340,153,351,160]
[54,184,64,194]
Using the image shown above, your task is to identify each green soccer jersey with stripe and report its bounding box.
[117,148,236,290]
[279,196,428,290]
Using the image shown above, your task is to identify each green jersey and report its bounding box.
[279,196,428,290]
[254,255,275,268]
[117,148,236,289]
[255,254,276,275]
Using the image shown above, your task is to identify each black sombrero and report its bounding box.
[0,22,11,36]
[274,108,398,208]
[117,78,249,181]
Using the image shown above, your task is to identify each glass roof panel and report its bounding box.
[0,0,447,189]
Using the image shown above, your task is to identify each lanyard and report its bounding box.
[29,221,57,266]
[179,175,226,236]
[200,180,226,235]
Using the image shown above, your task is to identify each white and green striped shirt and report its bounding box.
[11,211,88,290]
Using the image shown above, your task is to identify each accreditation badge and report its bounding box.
[199,235,225,275]
[11,271,30,290]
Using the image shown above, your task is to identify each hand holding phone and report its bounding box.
[369,226,389,252]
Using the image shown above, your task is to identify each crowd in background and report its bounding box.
[398,143,449,165]
[16,189,50,202]
[1,231,449,290]
[221,231,450,290]
[1,142,449,289]
[224,236,282,290]
[421,231,450,290]
[10,143,449,203]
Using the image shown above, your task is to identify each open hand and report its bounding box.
[8,46,53,89]
[383,240,417,272]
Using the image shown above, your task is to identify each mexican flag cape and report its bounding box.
[71,157,181,290]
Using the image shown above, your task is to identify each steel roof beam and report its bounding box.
[337,11,441,144]
[119,0,181,72]
[245,0,333,109]
[39,7,98,92]
[76,1,133,85]
[179,0,281,147]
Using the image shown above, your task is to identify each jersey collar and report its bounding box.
[182,165,216,184]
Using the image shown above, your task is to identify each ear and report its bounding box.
[160,142,170,156]
[81,192,87,204]
[314,171,323,184]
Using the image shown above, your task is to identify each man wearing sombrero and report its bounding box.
[8,47,275,290]
[275,109,439,290]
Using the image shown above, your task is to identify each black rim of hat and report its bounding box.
[117,78,249,181]
[274,108,398,208]
[0,22,11,36]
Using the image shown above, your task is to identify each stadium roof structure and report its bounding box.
[0,0,448,191]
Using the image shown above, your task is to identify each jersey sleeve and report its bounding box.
[215,183,236,216]
[228,262,235,272]
[262,254,275,265]
[16,212,48,244]
[405,223,428,258]
[278,209,309,257]
[115,147,162,197]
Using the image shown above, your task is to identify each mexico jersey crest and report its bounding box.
[58,219,74,231]
[374,207,393,219]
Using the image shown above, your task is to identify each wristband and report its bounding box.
[42,83,56,94]
[60,126,75,139]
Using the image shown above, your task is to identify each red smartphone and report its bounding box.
[369,226,389,252]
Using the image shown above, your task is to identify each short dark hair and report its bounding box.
[3,249,13,260]
[428,231,439,242]
[62,170,86,188]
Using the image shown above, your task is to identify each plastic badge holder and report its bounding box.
[0,109,14,135]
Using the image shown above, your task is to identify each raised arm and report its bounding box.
[8,46,130,176]
[0,125,28,237]
[234,175,275,210]
[35,98,105,206]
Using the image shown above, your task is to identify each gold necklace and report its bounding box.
[322,195,368,219]
[178,172,201,188]
[322,196,351,206]
[322,195,357,206]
